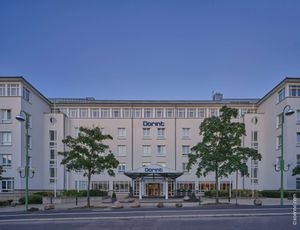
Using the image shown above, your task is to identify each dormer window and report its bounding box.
[277,87,285,102]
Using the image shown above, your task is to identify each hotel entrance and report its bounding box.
[146,183,162,196]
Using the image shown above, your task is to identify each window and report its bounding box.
[278,87,285,102]
[143,145,151,155]
[143,128,151,138]
[220,182,232,191]
[117,145,127,156]
[297,178,300,190]
[7,84,19,96]
[101,108,110,118]
[182,163,188,172]
[276,114,283,128]
[176,108,185,118]
[118,163,126,172]
[49,167,55,178]
[113,181,130,192]
[297,133,300,145]
[50,149,56,165]
[182,145,190,155]
[69,108,78,118]
[177,182,195,192]
[122,108,131,118]
[49,130,57,141]
[22,87,30,102]
[155,108,164,118]
[79,108,88,118]
[133,108,142,118]
[198,108,206,118]
[209,108,218,117]
[1,177,14,192]
[157,128,165,139]
[297,110,300,123]
[297,155,300,166]
[75,181,88,190]
[59,108,68,115]
[276,135,282,150]
[1,154,12,167]
[251,131,258,150]
[144,108,153,118]
[90,108,99,118]
[157,145,166,155]
[187,108,196,118]
[142,162,151,167]
[182,128,190,139]
[199,182,215,191]
[0,132,12,145]
[0,84,5,96]
[91,181,109,191]
[117,128,126,139]
[0,109,11,123]
[112,108,121,118]
[289,85,300,97]
[166,108,174,118]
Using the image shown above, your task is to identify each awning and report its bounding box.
[124,164,183,179]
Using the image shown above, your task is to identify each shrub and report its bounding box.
[62,190,79,197]
[19,194,42,204]
[259,190,300,198]
[33,191,54,197]
[204,190,228,197]
[62,189,108,197]
[0,200,13,207]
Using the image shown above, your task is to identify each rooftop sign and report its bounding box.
[144,167,163,173]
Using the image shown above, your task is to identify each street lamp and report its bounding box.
[16,111,34,211]
[274,105,294,206]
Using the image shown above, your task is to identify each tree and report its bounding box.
[0,166,4,178]
[59,127,119,207]
[187,106,262,203]
[292,165,300,176]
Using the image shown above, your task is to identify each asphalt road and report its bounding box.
[0,206,299,230]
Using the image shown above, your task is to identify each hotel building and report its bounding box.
[0,76,300,199]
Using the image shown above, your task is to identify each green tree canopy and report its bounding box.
[59,127,119,207]
[292,165,300,176]
[187,106,262,203]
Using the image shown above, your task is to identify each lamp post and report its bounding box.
[274,105,294,206]
[16,111,34,211]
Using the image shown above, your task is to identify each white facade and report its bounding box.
[0,76,300,198]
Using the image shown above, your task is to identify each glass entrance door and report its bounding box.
[146,183,161,196]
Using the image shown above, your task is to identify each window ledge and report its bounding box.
[156,154,166,157]
[117,137,127,140]
[142,155,152,157]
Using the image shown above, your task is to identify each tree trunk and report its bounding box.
[215,167,219,204]
[87,173,91,208]
[242,175,245,190]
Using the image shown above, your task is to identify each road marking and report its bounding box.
[0,212,299,224]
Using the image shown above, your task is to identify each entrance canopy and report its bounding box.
[124,164,183,179]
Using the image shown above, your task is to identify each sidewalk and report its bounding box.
[0,197,298,212]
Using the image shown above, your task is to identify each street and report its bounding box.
[0,206,299,230]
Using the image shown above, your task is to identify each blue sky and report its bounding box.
[0,0,299,100]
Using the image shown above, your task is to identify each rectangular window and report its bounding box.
[278,87,285,102]
[166,108,174,118]
[7,84,19,96]
[101,108,110,118]
[1,154,12,167]
[0,109,12,123]
[0,132,12,145]
[297,154,300,166]
[79,108,88,118]
[157,145,166,156]
[157,128,165,139]
[143,145,151,155]
[69,108,78,118]
[90,108,99,118]
[182,128,191,139]
[143,128,151,138]
[297,110,300,123]
[118,163,126,172]
[49,130,57,141]
[209,108,218,117]
[117,145,127,156]
[182,145,190,155]
[113,181,131,192]
[0,177,14,192]
[276,135,282,149]
[91,181,109,191]
[289,85,300,97]
[155,108,164,118]
[117,128,126,139]
[75,181,88,190]
[144,108,153,118]
[122,108,131,118]
[0,84,5,96]
[133,108,142,118]
[297,133,300,145]
[187,108,196,118]
[276,114,283,128]
[182,163,188,172]
[176,108,185,118]
[199,182,215,191]
[251,131,258,150]
[198,108,206,118]
[112,108,121,118]
[22,87,30,102]
[177,182,195,192]
[297,178,300,190]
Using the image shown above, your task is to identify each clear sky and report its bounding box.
[0,0,299,100]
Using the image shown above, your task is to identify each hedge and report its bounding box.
[204,189,255,198]
[0,200,13,206]
[19,194,43,204]
[259,190,300,198]
[61,189,108,197]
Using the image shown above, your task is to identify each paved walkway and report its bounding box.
[0,197,298,212]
